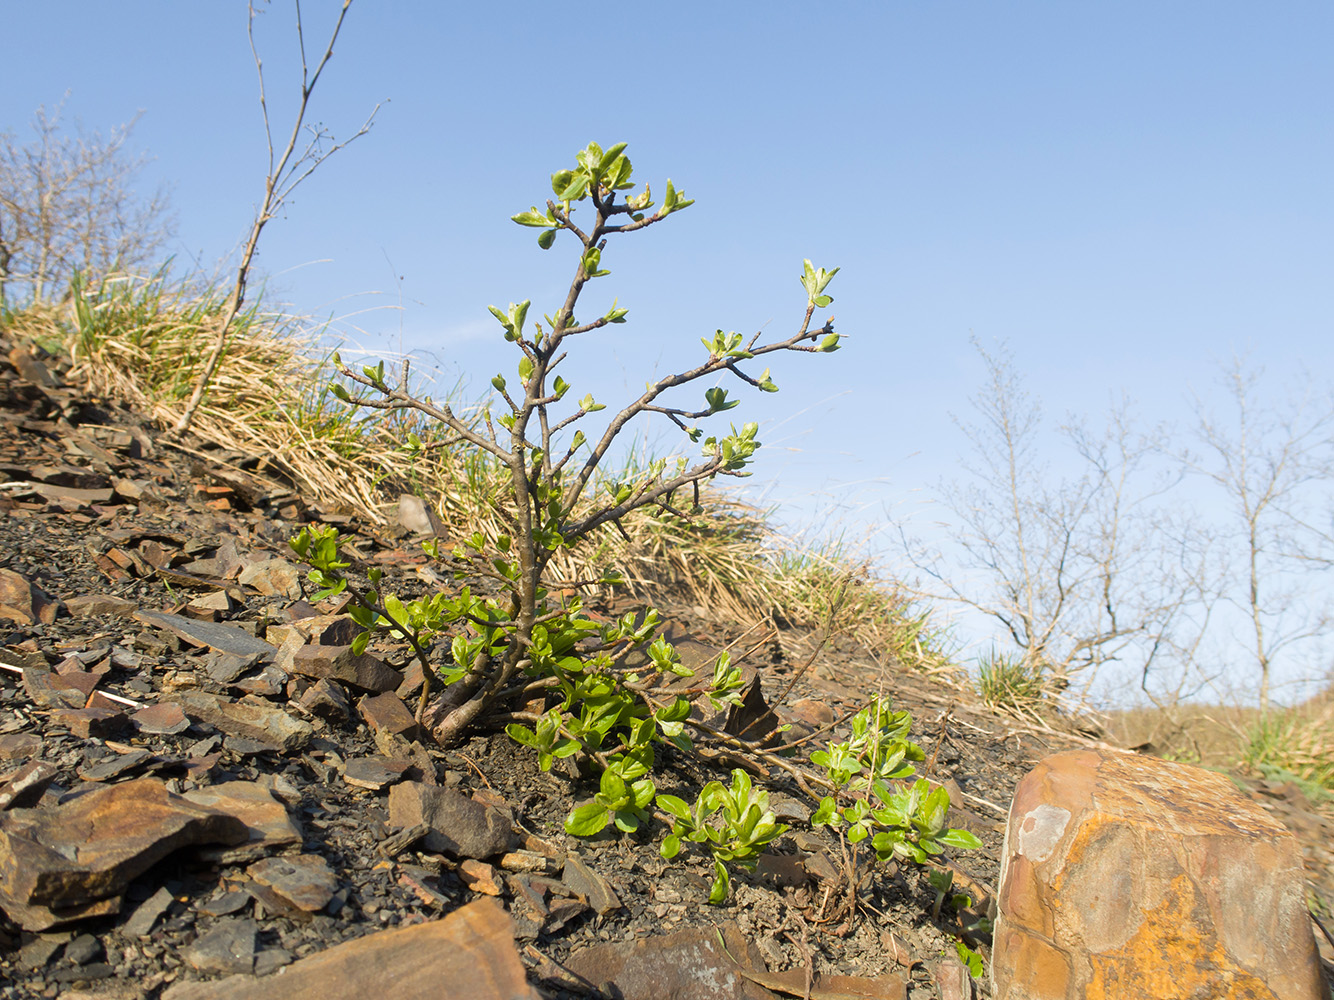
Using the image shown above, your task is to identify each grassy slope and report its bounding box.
[5,272,954,676]
[9,274,1334,798]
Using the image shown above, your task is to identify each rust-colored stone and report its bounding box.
[993,748,1324,1000]
[458,858,504,896]
[160,898,537,1000]
[291,644,402,693]
[0,569,62,624]
[0,777,248,930]
[357,691,421,742]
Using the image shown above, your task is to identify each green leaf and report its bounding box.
[565,801,610,837]
[596,142,629,177]
[559,174,589,202]
[511,208,551,227]
[707,860,729,905]
[491,375,506,392]
[537,227,557,250]
[506,723,538,748]
[957,941,984,979]
[656,794,691,820]
[937,828,984,850]
[551,169,575,196]
[661,833,682,859]
[351,631,370,657]
[819,333,840,352]
[705,387,738,413]
[810,797,837,827]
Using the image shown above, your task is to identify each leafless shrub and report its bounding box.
[0,101,174,306]
[899,339,1215,707]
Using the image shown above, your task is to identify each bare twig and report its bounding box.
[171,0,380,437]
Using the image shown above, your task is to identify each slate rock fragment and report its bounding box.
[75,747,154,782]
[0,569,63,625]
[174,691,313,752]
[386,781,515,859]
[563,921,778,1000]
[0,760,59,810]
[22,667,86,709]
[0,777,248,930]
[343,756,414,791]
[291,644,402,693]
[184,780,302,863]
[238,558,303,600]
[64,932,103,965]
[52,706,128,738]
[562,853,623,915]
[0,733,43,762]
[121,885,175,937]
[160,898,538,1000]
[357,690,420,741]
[198,890,251,917]
[132,701,191,735]
[207,650,263,685]
[133,611,277,659]
[185,916,258,975]
[296,677,351,723]
[245,854,339,914]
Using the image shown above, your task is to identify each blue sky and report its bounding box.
[6,2,1332,701]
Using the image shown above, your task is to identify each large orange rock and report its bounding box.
[993,748,1325,999]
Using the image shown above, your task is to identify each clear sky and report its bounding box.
[5,2,1332,701]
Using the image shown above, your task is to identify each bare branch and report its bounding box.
[170,0,380,437]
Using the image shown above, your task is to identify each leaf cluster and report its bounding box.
[658,769,789,904]
[810,697,982,862]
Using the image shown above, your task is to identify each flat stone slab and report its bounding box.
[184,781,302,863]
[133,611,277,659]
[0,568,62,625]
[563,921,779,1000]
[64,594,137,618]
[245,854,338,913]
[290,644,402,693]
[343,757,414,791]
[160,898,537,1000]
[174,692,312,753]
[0,778,249,930]
[387,782,515,860]
[993,748,1325,1000]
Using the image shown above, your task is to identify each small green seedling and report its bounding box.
[658,769,789,904]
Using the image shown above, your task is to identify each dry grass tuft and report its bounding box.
[1241,701,1334,797]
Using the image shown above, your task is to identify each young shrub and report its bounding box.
[658,769,789,904]
[810,697,982,862]
[292,141,843,899]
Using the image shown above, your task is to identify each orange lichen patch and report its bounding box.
[998,852,1056,939]
[1084,873,1279,1000]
